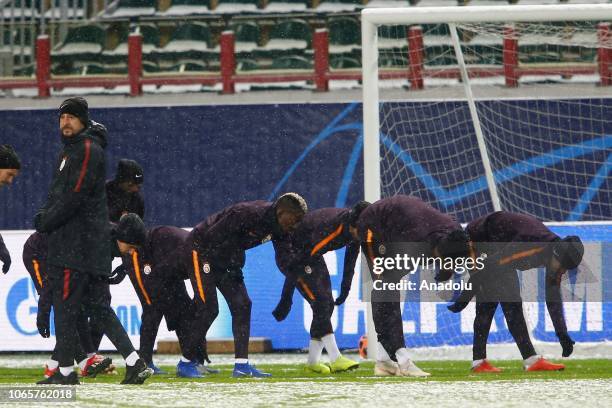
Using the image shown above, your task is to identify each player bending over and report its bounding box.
[271,202,369,374]
[181,193,308,378]
[446,211,584,372]
[351,195,471,377]
[111,214,215,376]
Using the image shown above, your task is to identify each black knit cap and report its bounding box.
[59,97,89,126]
[0,145,20,169]
[436,229,471,259]
[115,213,146,246]
[552,235,584,270]
[347,200,370,226]
[116,159,144,184]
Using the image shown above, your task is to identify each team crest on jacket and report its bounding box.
[304,265,312,274]
[59,157,67,171]
[144,265,152,275]
[261,234,272,244]
[203,262,211,274]
[378,244,386,255]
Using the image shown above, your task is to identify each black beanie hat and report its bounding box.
[0,145,20,169]
[59,97,89,126]
[552,235,584,270]
[437,229,471,259]
[116,159,144,184]
[115,213,146,246]
[348,200,370,226]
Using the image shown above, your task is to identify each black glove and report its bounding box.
[447,300,470,313]
[37,307,50,338]
[225,267,244,283]
[335,286,350,306]
[558,333,575,357]
[34,211,45,232]
[272,299,292,322]
[108,264,127,285]
[0,244,10,274]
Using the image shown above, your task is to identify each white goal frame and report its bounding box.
[360,4,612,360]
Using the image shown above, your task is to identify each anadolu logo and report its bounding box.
[6,278,42,336]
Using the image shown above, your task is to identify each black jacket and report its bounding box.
[35,122,111,276]
[106,180,145,222]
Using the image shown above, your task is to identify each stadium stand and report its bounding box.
[0,0,609,92]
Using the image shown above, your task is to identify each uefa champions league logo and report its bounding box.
[6,278,43,336]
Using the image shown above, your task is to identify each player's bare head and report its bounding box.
[59,97,88,137]
[0,145,20,187]
[275,192,308,233]
[550,235,584,273]
[347,200,370,240]
[115,213,146,254]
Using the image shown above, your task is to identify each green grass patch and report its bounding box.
[0,359,610,384]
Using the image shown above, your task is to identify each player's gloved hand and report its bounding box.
[225,267,244,283]
[0,244,11,274]
[447,301,469,313]
[34,210,46,232]
[272,299,292,322]
[37,308,50,338]
[108,264,127,285]
[335,285,350,306]
[558,332,575,357]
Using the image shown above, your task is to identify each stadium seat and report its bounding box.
[44,0,85,19]
[168,60,209,72]
[315,0,367,13]
[415,0,459,6]
[328,17,361,54]
[13,64,35,77]
[80,63,113,75]
[214,0,258,13]
[270,55,313,69]
[153,22,213,69]
[102,24,160,70]
[265,19,311,50]
[229,22,261,53]
[104,0,157,18]
[315,0,363,12]
[236,58,259,71]
[52,25,106,66]
[330,54,361,69]
[378,25,407,50]
[366,0,411,9]
[265,0,308,13]
[1,0,40,19]
[379,51,408,67]
[161,0,209,16]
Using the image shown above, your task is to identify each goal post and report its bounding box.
[360,4,612,360]
[362,3,612,205]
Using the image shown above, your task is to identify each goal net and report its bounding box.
[360,4,612,355]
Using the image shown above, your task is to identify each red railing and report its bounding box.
[1,25,610,97]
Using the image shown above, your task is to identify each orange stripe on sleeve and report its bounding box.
[132,250,152,305]
[366,229,375,262]
[310,224,344,256]
[499,247,545,266]
[74,139,91,192]
[32,260,43,289]
[192,250,206,303]
[297,277,315,301]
